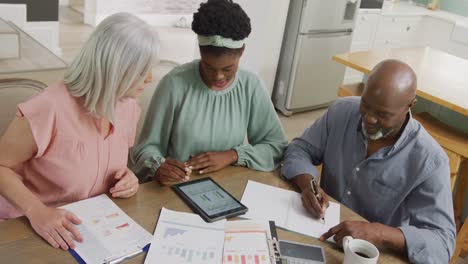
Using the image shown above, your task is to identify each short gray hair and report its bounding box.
[64,13,159,123]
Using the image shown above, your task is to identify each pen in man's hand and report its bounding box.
[310,179,326,224]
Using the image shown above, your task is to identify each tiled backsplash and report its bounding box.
[413,0,468,17]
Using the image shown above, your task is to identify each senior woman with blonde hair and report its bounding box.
[0,13,158,250]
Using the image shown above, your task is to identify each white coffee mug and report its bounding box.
[342,236,379,264]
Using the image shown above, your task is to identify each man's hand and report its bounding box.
[154,158,191,185]
[292,174,329,219]
[301,184,329,219]
[185,150,238,174]
[320,221,406,252]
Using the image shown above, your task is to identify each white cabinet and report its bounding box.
[420,16,468,60]
[344,13,423,84]
[0,4,27,29]
[420,16,452,51]
[374,16,423,48]
[344,10,380,84]
[352,11,380,47]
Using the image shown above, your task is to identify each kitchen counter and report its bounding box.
[0,19,67,85]
[380,1,468,27]
[359,1,468,47]
[0,21,67,74]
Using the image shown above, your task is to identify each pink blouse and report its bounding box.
[0,82,141,219]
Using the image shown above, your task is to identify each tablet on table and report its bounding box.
[172,177,248,222]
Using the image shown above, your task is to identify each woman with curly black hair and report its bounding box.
[131,0,287,184]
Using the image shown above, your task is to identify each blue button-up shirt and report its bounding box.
[282,97,456,264]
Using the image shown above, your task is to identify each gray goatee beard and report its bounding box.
[361,122,395,141]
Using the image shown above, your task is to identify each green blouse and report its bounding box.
[131,60,287,181]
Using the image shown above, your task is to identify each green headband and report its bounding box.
[198,35,245,49]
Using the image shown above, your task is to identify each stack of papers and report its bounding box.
[145,181,341,263]
[145,208,226,264]
[145,209,274,264]
[61,194,152,263]
[240,180,340,239]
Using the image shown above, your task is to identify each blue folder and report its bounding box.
[69,243,151,264]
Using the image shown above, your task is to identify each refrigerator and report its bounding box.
[273,0,360,116]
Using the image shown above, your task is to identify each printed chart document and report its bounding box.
[223,220,272,264]
[61,194,152,264]
[241,181,340,240]
[145,208,226,264]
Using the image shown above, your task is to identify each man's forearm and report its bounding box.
[291,174,314,192]
[375,223,406,253]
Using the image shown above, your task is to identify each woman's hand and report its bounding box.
[185,150,238,174]
[26,205,83,250]
[109,168,139,198]
[154,158,191,185]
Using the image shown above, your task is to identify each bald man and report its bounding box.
[282,60,455,264]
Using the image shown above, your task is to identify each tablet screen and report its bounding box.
[178,179,242,216]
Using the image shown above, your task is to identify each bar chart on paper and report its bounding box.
[223,254,269,264]
[223,220,272,264]
[159,227,217,262]
[160,244,217,262]
[223,234,270,264]
[60,195,152,264]
[145,208,226,264]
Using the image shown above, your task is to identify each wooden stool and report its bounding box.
[413,113,467,190]
[454,161,468,261]
[451,217,468,264]
[337,82,364,97]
